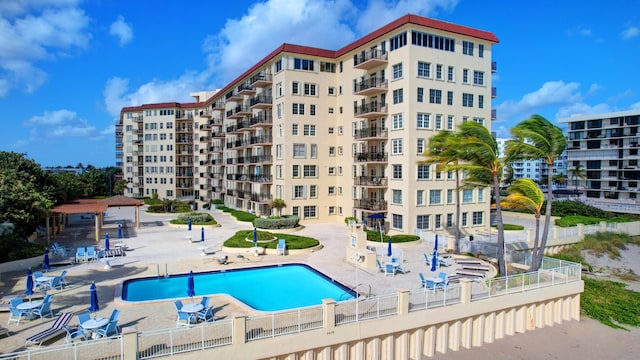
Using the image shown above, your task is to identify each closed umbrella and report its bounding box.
[118,224,122,239]
[188,217,192,231]
[201,227,205,242]
[105,233,110,251]
[253,227,258,247]
[89,282,100,316]
[430,250,438,273]
[187,270,195,301]
[434,234,439,253]
[25,268,34,301]
[43,250,50,272]
[387,236,393,258]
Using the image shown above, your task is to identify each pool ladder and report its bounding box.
[157,263,169,278]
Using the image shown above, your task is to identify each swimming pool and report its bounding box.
[121,263,356,311]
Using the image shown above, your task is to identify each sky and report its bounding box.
[1,0,640,168]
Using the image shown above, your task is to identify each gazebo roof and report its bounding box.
[51,196,144,214]
[99,195,144,207]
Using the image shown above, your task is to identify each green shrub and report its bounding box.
[344,216,358,224]
[230,210,257,222]
[254,215,300,229]
[491,223,524,231]
[212,199,224,205]
[144,197,162,206]
[147,205,165,213]
[223,230,319,250]
[363,229,419,243]
[169,213,217,225]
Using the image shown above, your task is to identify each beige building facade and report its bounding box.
[118,14,499,235]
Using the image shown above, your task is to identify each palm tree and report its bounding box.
[569,163,586,191]
[453,122,507,276]
[271,198,286,217]
[506,115,566,271]
[501,179,545,265]
[421,130,464,254]
[553,173,568,188]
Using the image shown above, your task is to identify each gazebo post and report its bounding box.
[95,213,100,242]
[135,206,140,228]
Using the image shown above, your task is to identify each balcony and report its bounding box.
[248,154,273,164]
[250,112,273,127]
[226,105,252,119]
[354,128,388,141]
[175,112,193,120]
[249,135,272,146]
[225,91,242,103]
[176,137,193,144]
[354,176,387,187]
[199,109,212,118]
[492,61,497,73]
[238,82,255,96]
[250,72,272,88]
[176,126,193,133]
[212,100,225,110]
[251,192,272,202]
[354,102,387,119]
[491,109,497,121]
[354,152,388,163]
[132,115,143,122]
[354,199,387,211]
[491,87,497,98]
[250,95,273,109]
[354,78,388,96]
[353,49,388,70]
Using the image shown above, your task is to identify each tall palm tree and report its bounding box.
[569,163,586,191]
[506,115,566,271]
[453,122,507,276]
[421,130,464,254]
[501,179,545,265]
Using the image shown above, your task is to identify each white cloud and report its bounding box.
[109,15,133,46]
[22,109,106,142]
[355,0,458,34]
[630,101,640,110]
[0,0,91,97]
[497,81,583,122]
[555,102,612,120]
[566,26,592,37]
[621,25,639,39]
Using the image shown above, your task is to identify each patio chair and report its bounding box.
[51,242,67,257]
[96,310,120,338]
[173,300,195,327]
[77,312,91,326]
[423,253,431,266]
[86,246,98,261]
[32,294,54,321]
[59,270,68,288]
[438,257,452,267]
[62,324,89,343]
[437,272,449,288]
[75,248,87,263]
[276,239,286,256]
[384,263,397,276]
[25,312,73,346]
[197,306,214,323]
[7,298,28,325]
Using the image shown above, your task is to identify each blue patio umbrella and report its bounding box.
[188,217,192,231]
[105,233,110,251]
[387,236,393,257]
[89,282,100,315]
[118,224,122,239]
[430,251,438,272]
[187,270,195,299]
[43,250,50,272]
[25,268,34,301]
[253,227,258,247]
[434,234,439,253]
[200,227,205,242]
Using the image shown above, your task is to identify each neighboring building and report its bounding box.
[558,109,640,214]
[117,14,500,235]
[44,166,86,175]
[496,137,567,186]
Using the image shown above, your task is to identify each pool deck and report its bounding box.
[0,207,493,353]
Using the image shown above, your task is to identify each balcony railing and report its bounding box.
[353,176,388,187]
[250,95,273,109]
[250,113,273,126]
[353,49,388,70]
[251,192,273,202]
[354,199,387,211]
[353,128,388,140]
[354,102,387,118]
[250,72,272,88]
[353,78,388,96]
[354,152,388,162]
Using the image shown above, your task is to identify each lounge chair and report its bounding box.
[438,257,452,267]
[75,248,87,263]
[7,298,28,325]
[32,294,54,321]
[25,312,73,346]
[86,246,98,261]
[276,239,286,256]
[59,270,68,288]
[423,253,431,266]
[51,242,67,257]
[376,259,385,273]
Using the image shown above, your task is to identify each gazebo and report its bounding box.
[49,196,144,242]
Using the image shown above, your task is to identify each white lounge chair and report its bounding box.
[276,239,286,256]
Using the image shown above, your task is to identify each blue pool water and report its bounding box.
[121,263,356,311]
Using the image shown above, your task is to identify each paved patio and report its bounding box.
[0,206,492,353]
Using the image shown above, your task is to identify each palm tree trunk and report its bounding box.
[454,169,461,254]
[532,162,554,271]
[493,174,506,276]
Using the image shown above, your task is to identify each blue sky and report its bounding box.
[1,0,639,167]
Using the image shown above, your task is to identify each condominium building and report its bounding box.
[558,109,640,214]
[496,137,568,185]
[118,14,499,235]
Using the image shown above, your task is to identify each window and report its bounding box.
[303,165,317,177]
[310,104,316,115]
[447,213,453,227]
[473,71,484,85]
[417,138,425,154]
[320,62,336,72]
[391,139,403,154]
[463,41,474,56]
[292,124,299,135]
[417,113,430,129]
[411,30,455,52]
[294,185,305,198]
[436,64,442,80]
[417,87,424,102]
[417,190,424,206]
[328,206,336,214]
[303,124,316,136]
[417,61,430,77]
[447,115,454,130]
[328,86,336,95]
[435,114,442,130]
[292,81,300,95]
[435,214,442,229]
[462,212,468,226]
[462,69,469,83]
[463,189,473,203]
[328,127,334,134]
[328,186,336,195]
[303,206,317,218]
[275,82,283,97]
[328,167,336,175]
[389,31,407,51]
[447,189,453,204]
[429,89,442,104]
[417,164,429,179]
[392,113,403,129]
[478,188,484,202]
[472,211,483,225]
[416,215,429,229]
[292,165,300,178]
[447,66,454,81]
[309,185,317,198]
[293,143,306,157]
[393,89,403,104]
[478,95,484,109]
[304,83,317,96]
[462,93,474,107]
[329,146,336,156]
[292,103,305,115]
[392,213,403,229]
[275,59,283,72]
[478,44,484,58]
[392,164,402,179]
[429,189,441,204]
[447,91,453,105]
[391,189,402,205]
[392,63,403,79]
[294,57,314,71]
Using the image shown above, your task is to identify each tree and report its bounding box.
[421,130,464,254]
[506,115,566,271]
[113,179,128,195]
[271,198,287,217]
[452,122,507,276]
[570,163,586,191]
[553,173,568,188]
[79,168,109,197]
[501,179,545,265]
